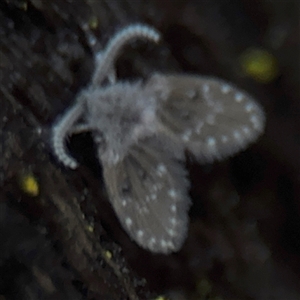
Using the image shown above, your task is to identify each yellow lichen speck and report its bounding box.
[105,250,112,259]
[154,296,169,300]
[86,224,94,233]
[20,174,39,196]
[239,48,279,83]
[88,15,98,30]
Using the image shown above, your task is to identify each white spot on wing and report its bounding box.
[152,185,159,192]
[168,189,177,199]
[203,83,210,93]
[195,121,204,134]
[171,204,177,212]
[186,89,197,99]
[125,217,132,227]
[221,84,230,94]
[167,241,175,249]
[206,114,216,125]
[109,152,120,165]
[170,217,177,226]
[250,115,261,129]
[160,239,167,248]
[151,193,157,200]
[168,229,176,236]
[149,237,156,246]
[206,137,216,148]
[242,126,251,135]
[137,230,144,238]
[156,163,167,176]
[235,93,244,102]
[245,102,254,112]
[182,129,192,142]
[233,130,241,140]
[221,135,228,143]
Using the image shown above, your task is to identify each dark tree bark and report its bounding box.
[1,0,300,299]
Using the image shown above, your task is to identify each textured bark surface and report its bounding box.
[1,0,300,299]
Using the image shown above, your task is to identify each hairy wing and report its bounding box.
[148,74,265,163]
[102,136,190,254]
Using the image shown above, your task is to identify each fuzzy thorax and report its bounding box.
[82,80,162,165]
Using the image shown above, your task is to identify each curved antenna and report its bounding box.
[91,24,161,86]
[52,101,84,169]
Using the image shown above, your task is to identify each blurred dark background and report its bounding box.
[0,0,300,299]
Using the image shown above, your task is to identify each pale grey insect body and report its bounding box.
[52,24,265,254]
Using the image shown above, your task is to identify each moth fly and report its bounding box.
[52,24,265,254]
